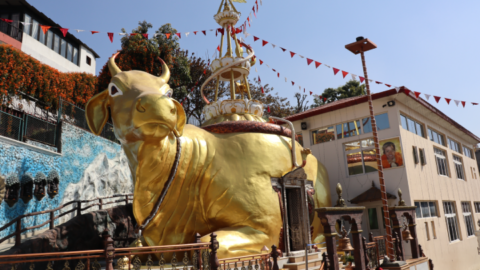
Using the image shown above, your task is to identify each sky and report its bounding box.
[30,0,480,139]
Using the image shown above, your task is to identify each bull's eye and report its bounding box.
[164,89,173,98]
[108,83,123,97]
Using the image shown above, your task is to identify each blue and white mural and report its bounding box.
[0,123,132,239]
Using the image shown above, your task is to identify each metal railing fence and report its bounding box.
[0,110,23,141]
[23,114,56,146]
[0,20,22,42]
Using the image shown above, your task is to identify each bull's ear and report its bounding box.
[86,90,110,135]
[171,99,186,137]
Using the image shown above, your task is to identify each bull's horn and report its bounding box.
[158,57,170,83]
[108,52,122,77]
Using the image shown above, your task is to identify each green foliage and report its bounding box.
[311,80,365,108]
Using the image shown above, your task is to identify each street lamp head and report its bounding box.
[345,37,377,55]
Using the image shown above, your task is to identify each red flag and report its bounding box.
[434,96,441,103]
[315,61,321,68]
[306,58,313,65]
[202,30,206,35]
[203,69,206,75]
[290,52,296,58]
[280,47,286,52]
[341,71,349,78]
[414,91,421,98]
[445,98,451,104]
[375,81,382,84]
[333,68,340,75]
[461,101,466,108]
[194,31,198,35]
[142,33,148,39]
[259,60,263,65]
[291,81,295,86]
[254,36,259,42]
[247,17,251,27]
[261,86,264,94]
[404,89,411,96]
[256,0,259,11]
[385,84,391,87]
[272,69,276,72]
[253,7,257,18]
[304,88,305,93]
[130,33,136,36]
[217,28,224,35]
[310,91,312,95]
[108,32,114,43]
[165,33,171,39]
[91,31,99,34]
[60,28,69,37]
[1,18,13,23]
[176,33,181,38]
[41,25,51,34]
[217,46,220,51]
[323,97,327,102]
[359,76,365,83]
[472,102,478,105]
[258,76,261,82]
[262,40,268,46]
[277,73,279,78]
[267,106,271,113]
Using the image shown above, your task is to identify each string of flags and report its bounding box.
[0,0,261,43]
[249,34,479,108]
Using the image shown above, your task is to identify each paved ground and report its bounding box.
[0,228,49,253]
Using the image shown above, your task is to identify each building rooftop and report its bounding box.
[349,182,396,204]
[285,87,480,143]
[0,0,100,58]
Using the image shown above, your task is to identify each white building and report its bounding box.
[0,0,99,74]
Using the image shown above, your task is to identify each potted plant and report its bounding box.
[343,254,355,270]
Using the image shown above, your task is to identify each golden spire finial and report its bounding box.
[398,188,405,206]
[335,183,346,207]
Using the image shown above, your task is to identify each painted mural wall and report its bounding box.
[0,123,132,239]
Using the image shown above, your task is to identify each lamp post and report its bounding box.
[345,37,395,261]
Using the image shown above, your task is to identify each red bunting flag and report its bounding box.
[0,18,13,23]
[259,60,263,65]
[258,76,261,82]
[385,84,391,87]
[253,7,256,18]
[176,33,181,38]
[203,69,206,75]
[202,30,206,35]
[359,76,365,83]
[333,68,340,75]
[414,91,421,98]
[130,33,136,36]
[217,28,224,35]
[445,98,451,104]
[375,81,382,84]
[277,73,279,78]
[290,52,296,58]
[323,97,327,102]
[108,32,114,43]
[434,96,441,103]
[60,28,69,37]
[91,31,99,34]
[165,33,171,39]
[247,17,250,27]
[272,69,276,72]
[404,89,411,96]
[341,71,349,78]
[254,36,259,42]
[267,106,271,113]
[461,101,466,108]
[304,88,305,93]
[472,102,478,105]
[142,33,148,39]
[280,48,286,52]
[256,0,259,11]
[306,58,313,65]
[315,61,321,68]
[291,81,295,86]
[41,25,51,34]
[194,31,198,35]
[261,86,264,94]
[262,40,268,46]
[310,91,312,95]
[217,46,220,51]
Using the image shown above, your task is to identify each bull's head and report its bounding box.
[86,53,186,143]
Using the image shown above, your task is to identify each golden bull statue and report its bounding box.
[85,53,331,258]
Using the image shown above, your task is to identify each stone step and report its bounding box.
[288,252,322,263]
[283,259,323,270]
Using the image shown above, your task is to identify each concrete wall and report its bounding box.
[291,93,480,270]
[0,123,132,240]
[0,32,21,50]
[20,34,95,75]
[78,45,96,75]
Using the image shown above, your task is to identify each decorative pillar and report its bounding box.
[209,233,220,270]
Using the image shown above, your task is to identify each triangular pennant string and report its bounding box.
[165,33,171,39]
[262,40,268,46]
[290,52,296,58]
[359,76,365,83]
[40,25,51,34]
[414,91,421,98]
[291,81,295,86]
[445,98,451,104]
[341,70,348,78]
[315,61,321,68]
[333,68,340,75]
[306,58,313,65]
[454,100,460,107]
[434,96,441,103]
[259,60,263,65]
[60,28,69,37]
[142,33,148,39]
[280,48,286,52]
[404,89,411,96]
[202,30,206,35]
[176,33,181,38]
[254,36,259,42]
[91,31,99,34]
[424,94,431,101]
[108,32,114,43]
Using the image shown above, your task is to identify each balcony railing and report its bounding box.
[0,21,22,42]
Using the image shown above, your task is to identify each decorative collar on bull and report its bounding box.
[85,53,332,259]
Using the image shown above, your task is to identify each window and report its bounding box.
[336,120,361,139]
[67,43,73,61]
[86,56,92,66]
[431,221,437,239]
[413,146,419,164]
[474,202,480,213]
[24,14,32,35]
[60,38,66,57]
[415,201,438,218]
[311,126,335,145]
[448,138,461,154]
[368,208,379,230]
[463,146,473,159]
[428,128,446,146]
[32,19,39,39]
[419,148,426,165]
[443,202,460,242]
[344,139,377,176]
[434,148,449,176]
[400,114,425,137]
[453,155,465,180]
[73,47,78,65]
[425,222,430,240]
[461,202,475,237]
[46,30,53,49]
[362,113,390,133]
[53,34,60,53]
[39,27,45,44]
[296,132,303,147]
[474,168,477,179]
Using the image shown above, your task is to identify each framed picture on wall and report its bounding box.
[379,137,404,169]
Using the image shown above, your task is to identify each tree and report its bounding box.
[250,79,294,118]
[293,92,309,114]
[311,80,365,108]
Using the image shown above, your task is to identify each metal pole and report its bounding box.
[360,51,394,260]
[305,244,308,270]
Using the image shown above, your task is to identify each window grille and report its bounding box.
[443,202,460,242]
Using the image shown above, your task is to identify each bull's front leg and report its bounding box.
[200,226,278,258]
